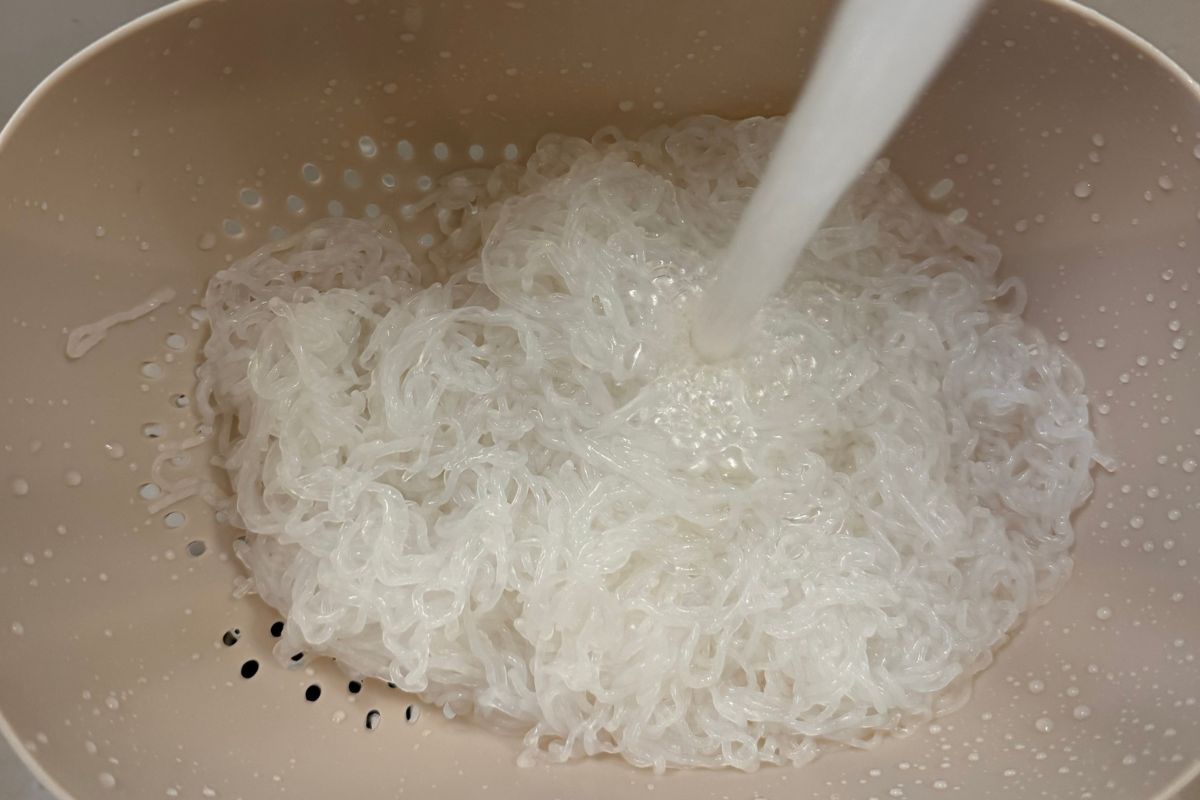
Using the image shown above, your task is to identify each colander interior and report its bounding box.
[0,0,1198,797]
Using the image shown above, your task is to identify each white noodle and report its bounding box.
[198,116,1100,772]
[65,287,176,358]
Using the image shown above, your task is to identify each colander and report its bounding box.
[1,0,1198,798]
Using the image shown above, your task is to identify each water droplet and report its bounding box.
[1159,175,1175,191]
[1072,705,1092,720]
[197,232,217,251]
[11,622,24,636]
[98,772,116,789]
[1096,606,1113,620]
[64,470,83,487]
[1091,133,1106,147]
[1182,458,1197,473]
[1172,337,1187,351]
[1035,717,1054,733]
[10,478,29,496]
[618,99,635,112]
[1073,181,1093,199]
[358,136,378,158]
[1027,680,1045,694]
[929,178,955,200]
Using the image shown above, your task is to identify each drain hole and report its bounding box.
[186,540,206,557]
[141,422,166,439]
[305,685,322,702]
[301,163,321,184]
[366,709,381,731]
[138,482,161,500]
[290,652,305,663]
[240,660,259,679]
[348,680,362,694]
[239,188,261,208]
[163,511,186,529]
[270,621,284,637]
[405,704,419,723]
[286,194,305,215]
[222,629,240,647]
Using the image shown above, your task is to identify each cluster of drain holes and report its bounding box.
[223,139,521,240]
[221,621,419,730]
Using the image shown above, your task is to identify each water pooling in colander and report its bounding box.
[67,0,1105,773]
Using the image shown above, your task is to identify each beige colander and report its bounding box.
[1,0,1199,797]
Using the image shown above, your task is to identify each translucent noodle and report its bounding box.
[198,116,1100,772]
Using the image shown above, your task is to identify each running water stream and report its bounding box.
[692,0,985,360]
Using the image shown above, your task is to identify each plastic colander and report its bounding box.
[1,0,1198,797]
